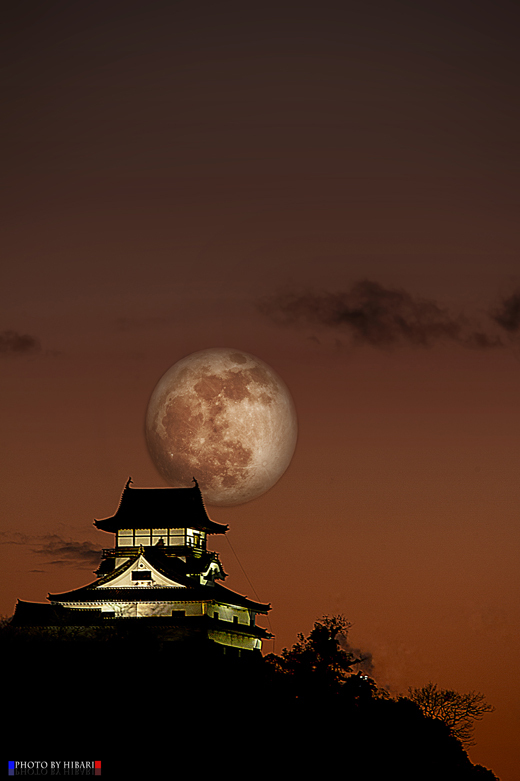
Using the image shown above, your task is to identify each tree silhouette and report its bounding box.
[3,611,499,779]
[264,614,366,699]
[408,682,495,748]
[263,616,498,779]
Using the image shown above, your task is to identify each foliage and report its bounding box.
[264,614,378,701]
[263,615,497,779]
[408,681,495,748]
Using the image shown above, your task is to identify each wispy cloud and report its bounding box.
[0,532,101,569]
[0,330,41,356]
[490,291,520,333]
[258,280,510,350]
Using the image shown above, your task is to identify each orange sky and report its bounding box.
[1,2,520,777]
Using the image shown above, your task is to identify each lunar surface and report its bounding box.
[145,348,298,506]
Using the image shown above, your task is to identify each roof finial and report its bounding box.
[125,476,133,490]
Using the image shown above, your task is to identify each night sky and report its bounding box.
[2,1,520,776]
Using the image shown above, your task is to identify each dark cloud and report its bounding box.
[463,331,503,349]
[0,532,101,569]
[0,330,41,355]
[34,536,102,568]
[490,290,520,333]
[258,280,503,349]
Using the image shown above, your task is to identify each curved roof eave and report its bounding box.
[93,480,228,534]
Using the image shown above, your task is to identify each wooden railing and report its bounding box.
[101,545,209,557]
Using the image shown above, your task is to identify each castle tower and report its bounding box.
[13,478,271,654]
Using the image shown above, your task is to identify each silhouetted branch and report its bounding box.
[408,682,495,748]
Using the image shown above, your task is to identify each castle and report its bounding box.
[13,478,271,655]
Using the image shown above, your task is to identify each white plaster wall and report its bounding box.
[121,601,205,617]
[60,600,206,618]
[211,604,250,625]
[208,629,260,651]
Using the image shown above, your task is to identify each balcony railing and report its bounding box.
[101,545,210,558]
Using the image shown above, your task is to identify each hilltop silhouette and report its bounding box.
[2,613,498,779]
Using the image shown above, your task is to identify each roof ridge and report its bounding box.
[93,480,229,534]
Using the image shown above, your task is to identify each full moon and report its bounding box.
[145,348,298,506]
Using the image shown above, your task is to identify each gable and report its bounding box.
[95,554,186,589]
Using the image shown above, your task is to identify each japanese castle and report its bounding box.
[13,478,271,655]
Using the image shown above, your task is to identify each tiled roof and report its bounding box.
[49,579,270,612]
[12,601,67,626]
[94,478,228,534]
